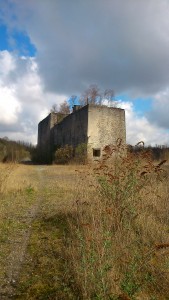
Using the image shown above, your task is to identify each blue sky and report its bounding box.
[116,95,153,115]
[0,0,169,145]
[0,24,36,56]
[0,25,9,50]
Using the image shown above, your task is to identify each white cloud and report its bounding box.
[0,50,68,143]
[0,85,21,124]
[119,101,169,146]
[0,50,16,77]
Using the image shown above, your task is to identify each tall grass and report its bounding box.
[63,143,169,299]
[0,164,16,193]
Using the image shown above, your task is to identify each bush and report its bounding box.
[54,143,87,164]
[54,145,73,164]
[63,143,169,299]
[75,143,87,164]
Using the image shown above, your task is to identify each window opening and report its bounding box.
[93,148,101,157]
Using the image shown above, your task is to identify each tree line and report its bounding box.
[0,137,33,163]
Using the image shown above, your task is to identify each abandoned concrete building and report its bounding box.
[38,104,126,162]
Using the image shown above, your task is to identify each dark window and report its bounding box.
[93,148,101,157]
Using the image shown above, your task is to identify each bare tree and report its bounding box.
[103,89,118,107]
[50,104,58,113]
[50,86,116,115]
[104,89,114,102]
[80,84,101,105]
[50,101,70,114]
[79,85,117,107]
[59,100,70,114]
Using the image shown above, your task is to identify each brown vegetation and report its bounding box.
[54,143,87,164]
[0,144,169,299]
[50,100,70,114]
[0,138,31,163]
[62,144,169,299]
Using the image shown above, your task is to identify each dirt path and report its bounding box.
[0,166,47,299]
[0,164,79,299]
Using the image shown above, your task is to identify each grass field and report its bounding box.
[0,150,169,300]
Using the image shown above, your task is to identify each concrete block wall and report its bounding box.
[38,114,52,162]
[54,105,88,148]
[38,104,126,162]
[87,105,126,160]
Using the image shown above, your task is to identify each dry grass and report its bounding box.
[62,146,169,300]
[0,157,169,299]
[0,163,81,299]
[0,164,40,298]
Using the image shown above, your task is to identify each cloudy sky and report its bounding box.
[0,0,169,145]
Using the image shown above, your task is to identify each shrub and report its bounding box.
[63,142,169,299]
[75,143,87,164]
[54,143,87,164]
[54,145,73,164]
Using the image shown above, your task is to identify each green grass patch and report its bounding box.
[16,214,77,300]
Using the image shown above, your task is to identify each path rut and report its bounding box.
[0,166,46,299]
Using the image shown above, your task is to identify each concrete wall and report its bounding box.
[38,114,52,162]
[38,104,126,163]
[38,112,69,162]
[54,105,88,148]
[87,105,126,160]
[38,113,61,162]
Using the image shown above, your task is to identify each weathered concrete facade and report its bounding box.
[38,112,68,162]
[38,104,126,162]
[87,105,126,160]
